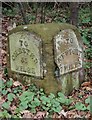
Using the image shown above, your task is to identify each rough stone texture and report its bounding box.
[7,23,84,95]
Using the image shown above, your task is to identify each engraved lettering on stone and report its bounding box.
[9,31,43,77]
[54,29,82,75]
[19,39,23,46]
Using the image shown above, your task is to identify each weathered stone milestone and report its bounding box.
[7,23,84,95]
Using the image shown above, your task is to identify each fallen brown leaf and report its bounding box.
[52,112,58,118]
[81,82,91,87]
[10,105,17,114]
[7,26,13,31]
[34,111,46,119]
[1,49,7,54]
[82,86,92,91]
[67,109,77,118]
[59,110,67,117]
[21,110,34,118]
[13,81,22,87]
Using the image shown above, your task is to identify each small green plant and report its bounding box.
[12,85,22,94]
[85,96,90,104]
[0,79,6,90]
[2,101,11,110]
[75,102,87,111]
[0,110,11,118]
[79,27,92,73]
[1,89,8,95]
[57,92,72,105]
[26,13,36,23]
[6,79,13,88]
[19,91,35,111]
[85,96,91,111]
[79,7,91,25]
[2,7,17,17]
[1,79,91,118]
[7,93,15,101]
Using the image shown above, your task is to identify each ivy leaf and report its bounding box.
[69,105,75,110]
[0,80,5,89]
[57,92,65,98]
[57,97,65,104]
[19,91,34,101]
[46,103,51,107]
[42,101,46,105]
[82,17,90,23]
[31,98,41,107]
[19,101,28,110]
[42,106,49,111]
[2,101,11,109]
[87,105,90,111]
[82,36,89,45]
[65,99,72,105]
[0,110,11,118]
[13,89,18,94]
[6,79,13,87]
[15,107,22,113]
[48,93,55,99]
[29,103,36,109]
[30,108,36,113]
[52,100,60,107]
[1,89,8,95]
[52,106,62,113]
[19,95,26,102]
[85,96,90,104]
[26,96,34,102]
[21,91,31,96]
[7,93,15,101]
[40,96,50,103]
[75,102,87,111]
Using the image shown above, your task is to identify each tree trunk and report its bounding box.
[40,3,45,23]
[69,2,79,26]
[34,3,38,23]
[18,2,29,24]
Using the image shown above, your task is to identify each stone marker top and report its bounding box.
[8,23,83,46]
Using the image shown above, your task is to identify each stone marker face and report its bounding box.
[9,31,43,78]
[54,29,82,75]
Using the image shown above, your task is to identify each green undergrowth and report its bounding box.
[0,78,91,118]
[79,27,92,74]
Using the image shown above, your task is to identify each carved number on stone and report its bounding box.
[19,39,28,47]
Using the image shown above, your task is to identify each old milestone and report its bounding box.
[7,23,84,95]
